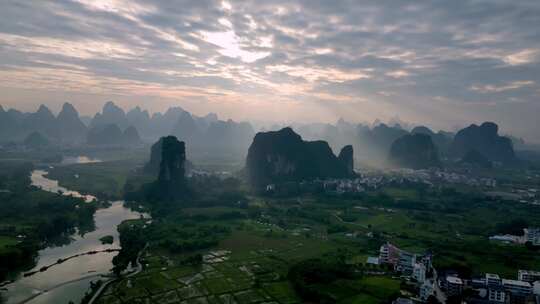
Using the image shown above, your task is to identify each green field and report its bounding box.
[383,187,419,200]
[2,150,538,303]
[0,236,18,253]
[97,224,400,304]
[46,160,145,199]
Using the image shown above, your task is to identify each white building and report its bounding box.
[503,279,532,295]
[379,242,400,266]
[486,273,502,286]
[488,284,507,303]
[413,263,427,283]
[444,276,463,296]
[397,250,416,275]
[518,270,540,283]
[524,228,540,246]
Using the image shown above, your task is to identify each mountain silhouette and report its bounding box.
[246,127,354,187]
[389,134,440,169]
[56,102,87,142]
[450,122,516,164]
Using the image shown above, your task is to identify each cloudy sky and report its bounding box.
[0,0,539,141]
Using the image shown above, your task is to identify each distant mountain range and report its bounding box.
[286,120,520,167]
[0,103,88,143]
[86,124,141,146]
[0,102,528,168]
[0,102,255,156]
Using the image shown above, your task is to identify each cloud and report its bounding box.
[386,70,410,79]
[0,0,540,141]
[199,30,270,63]
[470,81,536,93]
[503,49,540,66]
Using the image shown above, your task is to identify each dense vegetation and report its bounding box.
[112,174,247,275]
[1,139,538,304]
[112,220,147,276]
[0,162,97,280]
[288,256,356,303]
[46,159,141,200]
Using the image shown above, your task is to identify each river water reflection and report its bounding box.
[31,170,97,203]
[3,158,147,304]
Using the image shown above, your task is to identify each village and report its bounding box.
[264,167,540,207]
[371,242,540,304]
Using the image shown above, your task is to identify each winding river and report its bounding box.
[2,157,147,304]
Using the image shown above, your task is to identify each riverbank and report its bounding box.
[1,163,147,304]
[0,162,98,284]
[45,159,142,200]
[21,249,120,279]
[86,244,147,304]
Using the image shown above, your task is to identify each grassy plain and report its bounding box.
[46,159,145,199]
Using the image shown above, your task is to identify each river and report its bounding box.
[2,157,147,304]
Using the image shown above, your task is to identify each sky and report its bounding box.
[0,0,539,142]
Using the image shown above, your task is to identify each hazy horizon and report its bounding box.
[0,100,519,141]
[1,1,539,142]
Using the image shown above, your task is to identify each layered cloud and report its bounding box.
[0,0,539,140]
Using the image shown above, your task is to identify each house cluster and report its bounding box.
[489,228,540,247]
[321,178,366,194]
[437,270,540,304]
[384,168,498,188]
[353,168,499,191]
[265,167,503,196]
[374,242,540,304]
[375,242,440,303]
[265,178,368,195]
[377,242,433,283]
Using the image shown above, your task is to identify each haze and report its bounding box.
[0,0,539,142]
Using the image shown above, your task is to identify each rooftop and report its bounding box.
[502,279,532,288]
[519,269,540,275]
[447,276,463,285]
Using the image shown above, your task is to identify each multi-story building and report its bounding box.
[443,276,463,297]
[524,228,540,246]
[420,252,433,270]
[420,280,434,301]
[379,242,401,266]
[470,276,487,289]
[486,273,502,287]
[488,283,507,303]
[397,250,416,275]
[503,279,532,304]
[413,263,427,283]
[504,279,533,294]
[518,270,540,283]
